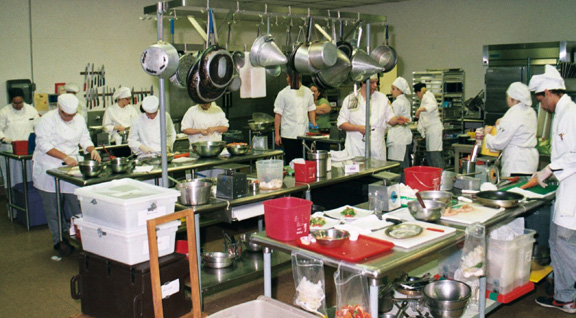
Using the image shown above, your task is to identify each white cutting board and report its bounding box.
[369,221,456,249]
[440,203,504,225]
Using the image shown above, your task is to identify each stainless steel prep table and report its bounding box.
[46,149,283,243]
[0,151,33,230]
[252,198,550,318]
[175,159,400,294]
[297,135,345,153]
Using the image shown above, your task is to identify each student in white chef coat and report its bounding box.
[64,83,87,122]
[33,94,101,257]
[103,86,139,145]
[481,82,538,177]
[414,83,444,169]
[0,88,40,189]
[181,102,229,143]
[274,72,317,164]
[387,77,413,169]
[337,75,409,161]
[529,65,576,314]
[128,95,176,158]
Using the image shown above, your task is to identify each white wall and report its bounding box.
[2,0,575,106]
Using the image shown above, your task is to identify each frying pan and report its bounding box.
[475,190,524,208]
[370,25,397,72]
[200,45,234,89]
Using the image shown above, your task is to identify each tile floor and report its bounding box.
[0,193,572,318]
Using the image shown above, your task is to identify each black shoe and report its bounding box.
[535,296,576,314]
[54,241,75,257]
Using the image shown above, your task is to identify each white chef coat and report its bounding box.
[102,103,140,143]
[32,109,93,194]
[273,85,316,139]
[337,91,394,160]
[417,91,443,152]
[387,94,413,161]
[181,103,229,143]
[0,103,39,186]
[545,95,576,229]
[484,102,539,177]
[128,112,176,158]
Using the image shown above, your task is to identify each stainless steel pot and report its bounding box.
[475,190,524,208]
[140,42,179,79]
[315,48,351,89]
[308,40,338,69]
[176,178,212,206]
[369,25,398,72]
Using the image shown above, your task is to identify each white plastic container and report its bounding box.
[75,178,180,231]
[207,296,318,318]
[486,229,536,294]
[256,159,284,190]
[75,217,180,265]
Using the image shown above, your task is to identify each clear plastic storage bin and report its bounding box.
[486,229,536,294]
[75,178,180,231]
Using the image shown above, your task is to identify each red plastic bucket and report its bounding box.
[263,197,312,241]
[175,240,189,258]
[404,166,442,191]
[12,141,29,155]
[294,161,317,182]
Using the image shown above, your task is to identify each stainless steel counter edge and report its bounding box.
[251,198,550,280]
[175,160,400,215]
[46,149,284,186]
[0,151,33,160]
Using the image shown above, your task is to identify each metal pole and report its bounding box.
[157,2,169,188]
[364,23,372,159]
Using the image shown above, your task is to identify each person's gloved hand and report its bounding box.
[139,145,154,154]
[63,156,78,167]
[308,123,318,129]
[2,137,12,144]
[534,165,553,188]
[90,149,101,162]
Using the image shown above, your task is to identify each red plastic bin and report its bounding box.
[404,166,442,191]
[11,140,29,155]
[263,197,312,241]
[294,161,317,182]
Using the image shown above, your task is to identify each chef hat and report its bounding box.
[8,88,24,100]
[142,95,159,113]
[64,83,79,93]
[58,94,79,114]
[113,87,132,100]
[506,82,532,106]
[392,77,411,95]
[528,65,566,93]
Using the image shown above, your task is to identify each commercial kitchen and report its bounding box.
[2,0,576,317]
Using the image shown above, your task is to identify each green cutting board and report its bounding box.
[500,181,558,195]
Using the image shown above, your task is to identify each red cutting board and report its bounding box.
[296,235,394,262]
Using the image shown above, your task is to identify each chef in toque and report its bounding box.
[387,77,413,169]
[33,94,100,257]
[414,82,444,168]
[128,95,176,158]
[102,86,139,145]
[64,83,87,122]
[0,88,40,188]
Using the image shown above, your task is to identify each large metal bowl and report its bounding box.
[108,157,133,174]
[424,280,471,315]
[202,252,234,268]
[191,141,226,157]
[248,120,272,131]
[408,200,446,222]
[79,160,106,178]
[418,190,453,205]
[227,143,250,156]
[312,229,350,248]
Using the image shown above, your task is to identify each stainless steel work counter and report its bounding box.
[252,198,550,318]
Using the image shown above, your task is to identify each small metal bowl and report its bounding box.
[108,157,133,174]
[202,252,235,269]
[312,229,350,248]
[79,160,106,178]
[408,200,446,222]
[227,143,250,156]
[191,141,226,157]
[239,232,262,252]
[248,120,272,131]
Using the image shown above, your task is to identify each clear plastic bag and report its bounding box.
[334,263,372,318]
[455,222,486,308]
[291,252,327,317]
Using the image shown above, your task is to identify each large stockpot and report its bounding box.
[176,179,212,206]
[475,190,524,208]
[140,42,179,79]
